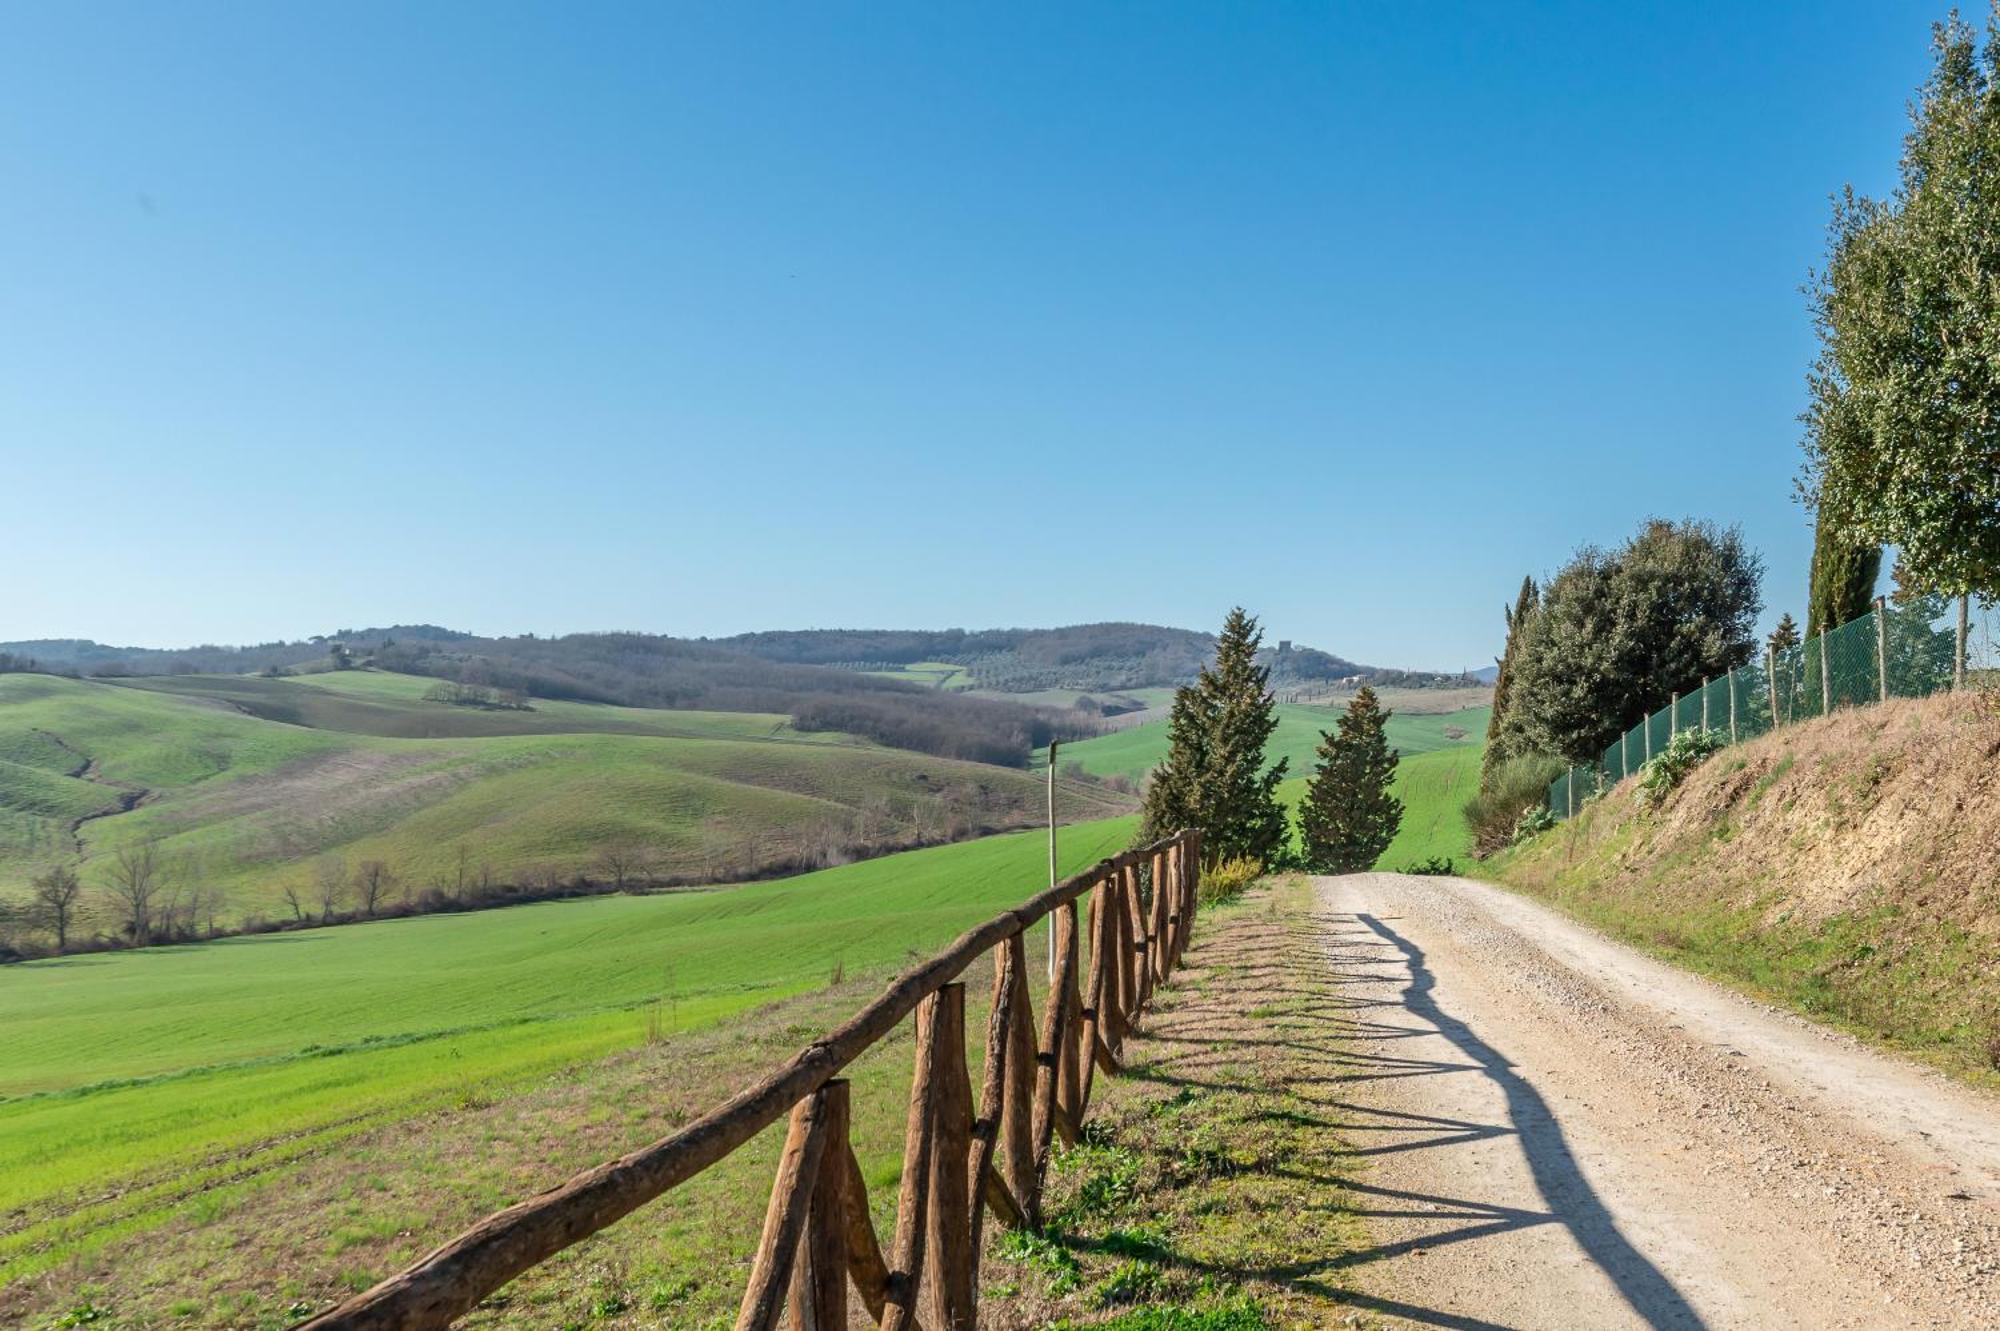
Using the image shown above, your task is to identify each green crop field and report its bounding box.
[0,814,1140,1282]
[1278,744,1481,871]
[1046,701,1490,783]
[859,660,974,690]
[0,672,1131,925]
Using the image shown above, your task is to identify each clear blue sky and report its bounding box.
[0,2,1944,671]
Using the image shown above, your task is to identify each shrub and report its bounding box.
[1464,752,1564,855]
[1401,856,1456,876]
[1510,805,1557,844]
[1197,857,1262,907]
[1637,728,1726,808]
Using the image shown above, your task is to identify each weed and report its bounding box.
[996,1227,1082,1293]
[1093,1258,1164,1306]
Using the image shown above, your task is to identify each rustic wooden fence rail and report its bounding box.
[298,828,1203,1331]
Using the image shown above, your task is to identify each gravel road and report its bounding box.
[1316,873,2000,1330]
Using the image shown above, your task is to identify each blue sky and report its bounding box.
[0,2,1944,670]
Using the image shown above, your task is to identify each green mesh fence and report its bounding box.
[1547,598,1993,818]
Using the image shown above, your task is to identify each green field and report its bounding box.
[1047,701,1490,783]
[0,672,1131,926]
[0,814,1140,1281]
[1278,744,1481,870]
[860,660,974,690]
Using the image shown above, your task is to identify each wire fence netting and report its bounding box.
[1548,597,1997,819]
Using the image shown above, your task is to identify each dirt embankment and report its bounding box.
[1499,691,2000,1078]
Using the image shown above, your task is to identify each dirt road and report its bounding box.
[1318,873,2000,1330]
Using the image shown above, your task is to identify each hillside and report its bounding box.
[0,672,1132,936]
[1495,691,2000,1081]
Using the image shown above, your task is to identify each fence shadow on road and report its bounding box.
[1313,908,1707,1331]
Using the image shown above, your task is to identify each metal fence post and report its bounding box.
[1670,693,1678,740]
[1957,594,1970,689]
[1820,628,1832,714]
[1728,669,1738,744]
[1621,729,1629,779]
[1701,678,1710,732]
[1766,646,1778,729]
[1875,598,1888,702]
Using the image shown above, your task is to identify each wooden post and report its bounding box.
[1030,897,1080,1218]
[1701,678,1710,732]
[785,1081,850,1331]
[921,985,973,1331]
[1621,728,1629,779]
[1728,669,1738,744]
[736,1086,841,1331]
[881,992,947,1331]
[1045,740,1058,983]
[1053,901,1082,1143]
[837,1146,890,1323]
[1670,692,1678,739]
[1820,627,1832,715]
[1875,597,1889,702]
[1123,863,1150,1021]
[1565,770,1574,819]
[1148,851,1169,986]
[1000,936,1037,1213]
[1075,878,1116,1110]
[968,936,1031,1277]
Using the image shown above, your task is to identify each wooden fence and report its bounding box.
[298,828,1203,1331]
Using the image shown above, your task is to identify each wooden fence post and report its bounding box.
[1701,678,1709,732]
[881,991,947,1331]
[736,1085,841,1331]
[1728,670,1738,744]
[1957,593,1970,689]
[921,985,973,1331]
[786,1081,850,1331]
[1670,692,1678,739]
[1766,646,1779,729]
[1820,628,1832,714]
[1029,898,1080,1220]
[969,937,1029,1267]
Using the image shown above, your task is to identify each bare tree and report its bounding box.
[314,856,347,923]
[102,840,169,945]
[29,864,85,951]
[280,879,308,922]
[354,859,395,916]
[594,844,648,891]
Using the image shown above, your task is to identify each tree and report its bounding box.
[1297,687,1403,873]
[314,857,347,922]
[1801,13,2000,605]
[1483,576,1540,777]
[1498,520,1764,764]
[103,840,169,945]
[1768,613,1801,654]
[29,864,84,951]
[1140,608,1290,866]
[354,859,395,916]
[1806,511,1881,638]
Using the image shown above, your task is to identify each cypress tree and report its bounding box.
[1805,512,1881,637]
[1768,612,1801,654]
[1140,607,1290,866]
[1482,575,1538,780]
[1298,686,1403,873]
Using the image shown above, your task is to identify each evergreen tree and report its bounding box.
[1298,687,1403,873]
[1805,511,1881,638]
[1140,607,1290,866]
[1768,613,1801,654]
[1482,575,1539,779]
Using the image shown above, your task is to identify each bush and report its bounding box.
[1401,856,1456,876]
[1510,805,1557,844]
[1637,728,1726,808]
[1464,753,1565,855]
[1198,857,1262,907]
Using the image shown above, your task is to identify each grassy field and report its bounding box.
[0,814,1141,1286]
[0,672,1131,926]
[859,660,973,690]
[1277,743,1481,870]
[1047,700,1490,783]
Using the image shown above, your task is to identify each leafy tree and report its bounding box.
[1498,519,1763,764]
[1806,512,1881,638]
[1298,687,1403,873]
[1141,608,1290,866]
[1483,576,1539,776]
[29,864,84,951]
[1801,12,2000,604]
[1768,613,1801,654]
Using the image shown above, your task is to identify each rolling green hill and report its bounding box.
[0,672,1131,930]
[0,814,1139,1280]
[1048,701,1490,783]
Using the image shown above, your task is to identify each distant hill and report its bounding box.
[712,623,1480,694]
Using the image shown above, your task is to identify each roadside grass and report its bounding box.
[1046,703,1489,785]
[0,816,1140,1286]
[980,876,1368,1329]
[0,673,1131,924]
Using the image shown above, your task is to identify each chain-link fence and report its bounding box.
[1548,595,1996,819]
